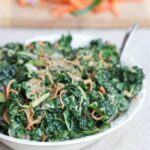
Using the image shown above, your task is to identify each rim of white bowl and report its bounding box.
[0,34,146,146]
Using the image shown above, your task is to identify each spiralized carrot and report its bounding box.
[23,108,34,130]
[26,116,43,130]
[52,4,75,16]
[3,109,10,124]
[93,1,110,13]
[69,0,89,10]
[17,0,143,16]
[99,86,107,95]
[50,83,65,99]
[109,0,120,16]
[22,108,43,130]
[6,80,16,98]
[59,90,66,109]
[84,79,93,92]
[91,110,103,121]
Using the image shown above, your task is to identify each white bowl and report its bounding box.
[0,34,146,150]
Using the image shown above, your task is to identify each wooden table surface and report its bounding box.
[0,0,150,28]
[0,28,150,150]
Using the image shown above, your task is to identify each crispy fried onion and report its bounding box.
[23,108,43,130]
[6,80,18,98]
[99,52,112,68]
[84,79,93,91]
[3,108,10,124]
[91,110,103,121]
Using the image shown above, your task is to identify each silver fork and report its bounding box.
[120,24,139,56]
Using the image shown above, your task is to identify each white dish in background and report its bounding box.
[0,34,146,150]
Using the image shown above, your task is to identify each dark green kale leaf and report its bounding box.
[54,34,74,58]
[52,70,72,84]
[8,121,28,139]
[0,63,16,92]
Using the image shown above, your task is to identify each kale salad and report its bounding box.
[0,35,144,142]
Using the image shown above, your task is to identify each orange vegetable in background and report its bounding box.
[17,0,144,16]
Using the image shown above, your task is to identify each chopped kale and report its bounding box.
[0,35,144,142]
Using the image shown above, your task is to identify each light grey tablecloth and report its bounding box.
[0,28,150,150]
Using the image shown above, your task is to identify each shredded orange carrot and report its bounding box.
[91,110,103,121]
[3,109,10,124]
[26,116,43,130]
[6,80,16,98]
[109,0,120,16]
[93,1,110,13]
[52,4,75,16]
[69,0,88,10]
[23,108,43,130]
[23,108,35,130]
[84,0,93,5]
[84,79,93,92]
[50,87,59,99]
[50,84,65,99]
[59,90,66,109]
[9,89,18,95]
[99,86,107,95]
[18,0,143,16]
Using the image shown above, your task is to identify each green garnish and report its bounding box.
[73,0,102,16]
